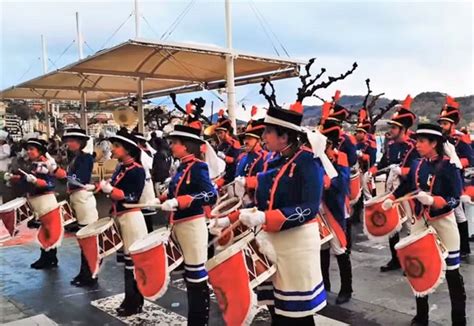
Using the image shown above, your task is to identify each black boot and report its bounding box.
[345,217,353,253]
[381,233,401,272]
[458,221,471,259]
[335,252,352,304]
[143,211,154,233]
[271,314,315,326]
[31,248,58,269]
[116,266,144,317]
[411,296,429,326]
[446,269,466,326]
[186,281,210,326]
[71,252,97,287]
[320,249,331,292]
[351,196,363,224]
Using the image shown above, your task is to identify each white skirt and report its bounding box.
[70,190,99,226]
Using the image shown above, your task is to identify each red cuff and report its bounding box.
[361,154,370,162]
[369,166,378,174]
[225,156,234,164]
[203,206,212,219]
[465,186,474,198]
[229,210,240,223]
[159,194,168,202]
[215,177,225,189]
[35,179,48,188]
[55,168,67,179]
[110,187,125,201]
[460,158,469,168]
[400,167,410,176]
[177,195,193,209]
[10,175,21,183]
[323,175,331,189]
[263,209,286,232]
[246,176,258,190]
[432,196,447,209]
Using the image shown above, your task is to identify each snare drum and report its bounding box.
[315,213,333,245]
[58,200,76,226]
[349,170,362,204]
[207,232,276,289]
[211,197,249,248]
[0,198,34,238]
[364,193,403,239]
[129,227,184,300]
[76,217,123,277]
[395,227,448,296]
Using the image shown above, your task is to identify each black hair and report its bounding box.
[181,138,203,159]
[418,134,445,157]
[121,142,141,164]
[266,124,300,145]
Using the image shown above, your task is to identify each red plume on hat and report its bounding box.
[445,95,460,109]
[218,109,225,118]
[186,103,195,115]
[401,95,413,110]
[333,90,341,103]
[251,105,258,118]
[289,101,304,114]
[358,108,367,123]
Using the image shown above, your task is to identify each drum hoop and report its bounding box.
[394,226,436,249]
[350,171,361,178]
[129,228,171,254]
[100,242,124,259]
[76,217,113,238]
[320,234,334,244]
[210,197,242,218]
[249,265,277,289]
[206,232,255,270]
[0,198,27,213]
[364,192,391,206]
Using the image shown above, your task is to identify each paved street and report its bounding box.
[1,184,472,325]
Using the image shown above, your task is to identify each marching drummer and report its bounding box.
[437,96,474,260]
[368,95,419,272]
[158,115,217,325]
[320,119,353,305]
[97,129,148,317]
[54,128,99,287]
[133,132,157,233]
[214,109,241,187]
[4,138,60,269]
[222,101,327,324]
[381,123,466,326]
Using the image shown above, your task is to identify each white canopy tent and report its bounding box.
[1,39,301,134]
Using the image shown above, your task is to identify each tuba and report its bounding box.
[113,106,138,129]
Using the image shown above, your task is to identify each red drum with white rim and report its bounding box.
[58,200,76,226]
[76,217,123,277]
[0,198,34,239]
[129,227,184,300]
[364,193,402,239]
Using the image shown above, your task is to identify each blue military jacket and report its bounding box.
[255,148,324,232]
[110,160,145,215]
[377,137,419,170]
[338,133,357,167]
[67,152,94,192]
[323,153,350,228]
[394,156,462,219]
[217,138,241,184]
[16,156,55,197]
[235,149,267,177]
[167,155,217,223]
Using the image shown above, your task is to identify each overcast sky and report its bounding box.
[1,0,472,119]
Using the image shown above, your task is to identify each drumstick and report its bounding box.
[393,190,420,204]
[67,176,86,188]
[18,169,29,176]
[207,220,241,248]
[123,203,163,209]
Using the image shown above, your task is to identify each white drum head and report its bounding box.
[211,197,242,218]
[76,217,113,239]
[0,198,27,213]
[206,233,255,271]
[395,226,435,249]
[364,192,391,206]
[129,227,170,254]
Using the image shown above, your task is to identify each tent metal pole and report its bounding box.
[137,77,144,132]
[225,0,237,131]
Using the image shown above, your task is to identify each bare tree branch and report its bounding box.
[259,78,279,108]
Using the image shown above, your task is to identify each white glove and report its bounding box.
[356,150,363,158]
[382,199,394,211]
[209,217,230,229]
[239,208,266,228]
[149,197,161,206]
[217,151,226,160]
[46,161,58,174]
[242,194,253,206]
[83,184,96,191]
[3,172,12,181]
[161,198,178,211]
[35,164,49,175]
[460,195,472,204]
[391,166,402,176]
[100,180,113,194]
[416,191,434,206]
[26,174,38,184]
[235,176,247,197]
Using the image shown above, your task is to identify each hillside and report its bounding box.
[301,92,474,128]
